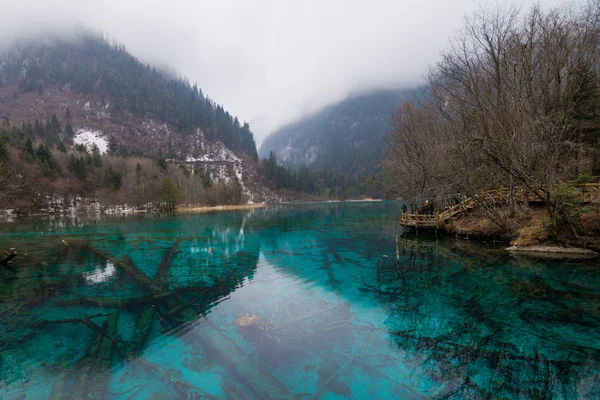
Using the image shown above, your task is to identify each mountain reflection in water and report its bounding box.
[0,202,599,399]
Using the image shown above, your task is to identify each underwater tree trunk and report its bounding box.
[0,248,17,265]
[54,286,203,308]
[61,240,293,399]
[193,320,294,400]
[63,240,161,293]
[154,238,182,282]
[50,313,118,400]
[84,313,119,399]
[127,306,154,357]
[164,297,294,399]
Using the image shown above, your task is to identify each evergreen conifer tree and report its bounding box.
[108,136,118,155]
[91,145,102,167]
[23,138,35,160]
[158,177,180,213]
[50,113,61,136]
[0,141,7,161]
[64,121,74,137]
[68,155,87,180]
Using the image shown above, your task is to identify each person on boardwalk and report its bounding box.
[453,193,461,205]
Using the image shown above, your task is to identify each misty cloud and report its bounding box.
[0,0,566,144]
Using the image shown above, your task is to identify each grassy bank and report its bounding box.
[446,206,600,251]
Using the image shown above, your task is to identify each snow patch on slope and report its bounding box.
[74,129,108,154]
[181,129,257,202]
[233,161,254,203]
[186,136,240,163]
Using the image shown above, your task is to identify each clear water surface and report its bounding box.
[1,202,599,399]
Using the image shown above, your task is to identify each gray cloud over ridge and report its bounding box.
[0,0,565,144]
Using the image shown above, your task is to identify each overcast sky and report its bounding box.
[0,0,565,145]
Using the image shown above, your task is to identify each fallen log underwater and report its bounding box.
[49,313,119,400]
[311,339,371,400]
[41,241,221,400]
[154,238,182,283]
[53,285,208,309]
[62,240,162,293]
[82,313,119,399]
[29,312,111,329]
[388,327,591,399]
[152,245,295,399]
[56,238,295,399]
[0,248,17,265]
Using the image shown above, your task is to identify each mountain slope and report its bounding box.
[259,89,418,176]
[0,32,283,209]
[0,32,258,160]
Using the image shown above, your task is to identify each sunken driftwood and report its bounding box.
[54,286,206,309]
[0,248,17,265]
[61,239,294,399]
[154,238,182,282]
[506,245,598,259]
[127,306,153,358]
[62,240,161,293]
[49,313,119,400]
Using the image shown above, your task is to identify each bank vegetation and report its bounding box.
[0,129,245,215]
[384,1,600,247]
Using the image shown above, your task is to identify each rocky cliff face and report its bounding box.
[171,129,281,203]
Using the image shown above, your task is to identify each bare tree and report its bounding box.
[0,162,20,207]
[385,2,600,233]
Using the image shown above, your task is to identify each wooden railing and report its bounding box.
[400,182,600,229]
[400,212,441,229]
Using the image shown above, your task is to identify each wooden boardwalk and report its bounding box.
[400,183,600,230]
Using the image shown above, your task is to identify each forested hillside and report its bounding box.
[0,32,284,214]
[260,89,419,176]
[0,32,257,159]
[385,2,600,245]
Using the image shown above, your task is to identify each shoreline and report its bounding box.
[506,245,598,259]
[176,203,266,214]
[401,228,600,259]
[0,199,394,221]
[402,209,600,259]
[0,203,268,222]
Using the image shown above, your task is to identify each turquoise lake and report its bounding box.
[1,202,599,399]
